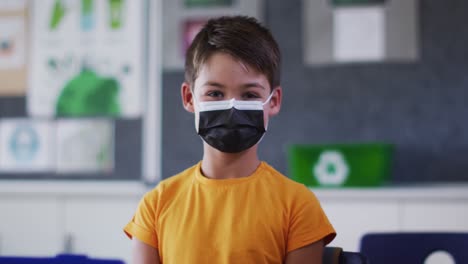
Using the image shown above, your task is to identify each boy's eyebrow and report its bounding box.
[242,82,266,90]
[203,81,225,88]
[202,81,266,90]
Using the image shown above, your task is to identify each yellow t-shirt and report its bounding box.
[124,161,336,264]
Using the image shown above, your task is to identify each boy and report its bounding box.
[124,16,336,264]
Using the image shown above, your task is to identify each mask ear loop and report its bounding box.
[262,89,276,106]
[261,89,276,131]
[191,89,199,108]
[191,90,201,133]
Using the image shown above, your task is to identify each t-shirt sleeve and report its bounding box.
[124,188,160,249]
[287,185,336,253]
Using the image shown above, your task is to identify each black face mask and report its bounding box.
[198,108,265,153]
[195,97,272,153]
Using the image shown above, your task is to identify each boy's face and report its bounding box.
[182,52,282,128]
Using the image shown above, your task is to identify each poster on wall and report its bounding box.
[302,0,419,65]
[0,1,28,96]
[163,0,263,69]
[182,18,209,56]
[56,119,114,174]
[0,119,55,172]
[333,5,385,62]
[28,0,145,117]
[0,0,27,11]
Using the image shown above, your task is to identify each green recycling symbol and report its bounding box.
[313,150,349,186]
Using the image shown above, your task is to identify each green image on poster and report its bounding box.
[185,0,233,8]
[81,0,95,31]
[50,0,67,30]
[109,0,124,29]
[55,69,121,116]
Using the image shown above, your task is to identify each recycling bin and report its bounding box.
[287,143,392,188]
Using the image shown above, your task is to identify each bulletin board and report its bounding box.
[0,0,161,183]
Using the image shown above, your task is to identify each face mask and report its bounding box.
[194,92,274,153]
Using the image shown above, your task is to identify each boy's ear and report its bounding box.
[181,82,195,113]
[268,86,282,116]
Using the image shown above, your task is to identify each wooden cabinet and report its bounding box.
[320,200,400,251]
[0,181,145,264]
[401,201,468,231]
[314,185,468,251]
[0,197,62,255]
[63,197,140,262]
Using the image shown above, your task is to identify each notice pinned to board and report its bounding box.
[333,5,385,62]
[0,119,55,172]
[0,0,27,11]
[0,2,28,96]
[28,0,145,117]
[303,0,418,66]
[56,119,114,174]
[0,17,25,70]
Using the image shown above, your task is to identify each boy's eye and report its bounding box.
[242,92,261,100]
[207,91,224,98]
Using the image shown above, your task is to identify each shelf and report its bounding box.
[0,180,148,197]
[312,183,468,201]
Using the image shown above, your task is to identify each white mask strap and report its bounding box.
[192,91,199,108]
[262,89,276,106]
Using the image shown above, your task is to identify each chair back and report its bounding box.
[360,232,468,264]
[323,246,369,264]
[0,254,125,264]
[342,250,370,264]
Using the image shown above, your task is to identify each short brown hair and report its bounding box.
[184,16,281,91]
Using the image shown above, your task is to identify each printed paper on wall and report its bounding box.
[182,19,208,56]
[28,0,145,117]
[56,119,114,174]
[333,5,385,62]
[0,0,27,11]
[163,0,264,69]
[303,0,419,65]
[0,119,55,172]
[0,4,28,96]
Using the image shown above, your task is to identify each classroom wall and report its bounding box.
[162,0,468,183]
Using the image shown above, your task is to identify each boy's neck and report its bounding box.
[200,145,261,179]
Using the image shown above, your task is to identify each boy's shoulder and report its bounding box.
[144,163,199,199]
[158,162,199,189]
[261,162,312,193]
[264,162,305,188]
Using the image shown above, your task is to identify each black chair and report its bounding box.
[360,232,468,264]
[0,254,125,264]
[323,246,369,264]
